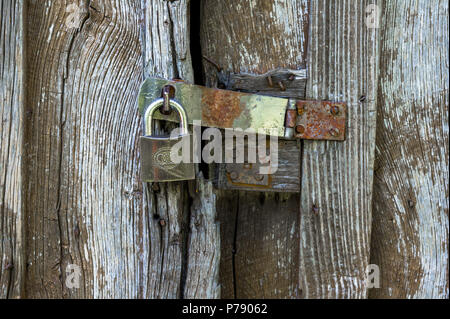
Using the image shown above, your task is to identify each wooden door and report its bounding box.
[0,0,448,299]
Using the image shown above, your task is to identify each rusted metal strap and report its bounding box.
[138,77,346,141]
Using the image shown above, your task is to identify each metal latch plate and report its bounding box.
[217,140,301,193]
[138,77,347,141]
[294,100,346,141]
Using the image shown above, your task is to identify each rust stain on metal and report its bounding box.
[295,100,346,141]
[226,172,272,189]
[225,163,272,189]
[139,77,347,142]
[284,109,297,128]
[201,89,244,128]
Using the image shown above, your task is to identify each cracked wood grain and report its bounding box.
[143,0,219,299]
[183,175,220,298]
[0,0,26,299]
[24,0,144,298]
[142,0,189,299]
[1,0,219,299]
[370,0,448,299]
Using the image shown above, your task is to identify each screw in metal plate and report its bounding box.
[296,125,305,134]
[329,128,340,137]
[330,105,340,116]
[229,171,238,180]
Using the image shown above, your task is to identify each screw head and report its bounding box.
[229,171,238,180]
[296,125,305,134]
[330,105,340,115]
[329,128,340,137]
[254,174,265,181]
[312,204,319,215]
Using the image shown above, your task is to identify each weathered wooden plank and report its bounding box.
[218,68,307,98]
[183,175,220,299]
[370,0,448,299]
[142,0,193,83]
[214,190,239,298]
[143,0,190,299]
[0,0,25,299]
[14,0,219,299]
[24,0,145,298]
[142,0,220,299]
[201,0,308,298]
[201,0,309,75]
[234,192,301,298]
[299,0,380,298]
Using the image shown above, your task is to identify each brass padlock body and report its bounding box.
[140,135,195,182]
[140,98,195,182]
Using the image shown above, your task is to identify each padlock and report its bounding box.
[140,98,195,182]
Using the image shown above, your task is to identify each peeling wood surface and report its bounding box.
[201,0,308,298]
[299,0,380,298]
[0,0,25,299]
[233,192,301,298]
[201,0,309,75]
[370,0,449,299]
[142,0,192,298]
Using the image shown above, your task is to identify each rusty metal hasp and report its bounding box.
[138,77,347,141]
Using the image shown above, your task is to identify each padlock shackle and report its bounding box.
[144,98,189,137]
